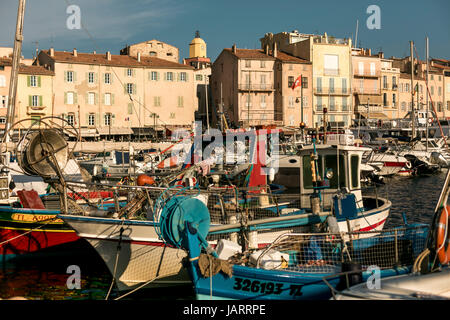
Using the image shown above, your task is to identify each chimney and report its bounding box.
[378,52,384,59]
[273,42,278,58]
[367,48,371,56]
[49,47,54,57]
[232,44,237,54]
[106,51,111,61]
[137,52,141,62]
[73,48,77,57]
[265,44,269,55]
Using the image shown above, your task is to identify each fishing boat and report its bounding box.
[59,137,392,293]
[154,192,428,300]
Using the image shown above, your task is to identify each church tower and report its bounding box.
[189,31,207,58]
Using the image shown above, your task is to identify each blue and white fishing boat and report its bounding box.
[156,194,428,300]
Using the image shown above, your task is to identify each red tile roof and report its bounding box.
[41,50,193,70]
[0,58,12,67]
[18,64,54,76]
[223,48,310,63]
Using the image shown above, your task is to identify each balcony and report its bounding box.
[314,87,351,96]
[354,70,380,78]
[315,104,351,113]
[354,105,384,113]
[352,87,381,95]
[27,105,46,115]
[239,109,283,126]
[324,68,340,76]
[238,83,275,91]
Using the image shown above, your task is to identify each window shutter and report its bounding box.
[148,72,151,80]
[186,72,189,82]
[128,103,133,114]
[86,72,88,82]
[39,96,43,106]
[95,93,98,105]
[27,76,31,87]
[112,114,116,125]
[38,76,41,87]
[64,71,67,82]
[74,72,77,82]
[110,73,114,84]
[64,92,67,104]
[132,69,136,77]
[111,94,115,105]
[177,73,180,81]
[133,84,136,94]
[124,84,127,94]
[95,113,100,125]
[28,95,32,106]
[74,93,78,104]
[164,72,167,81]
[86,113,89,125]
[157,72,160,81]
[102,94,105,105]
[95,73,98,84]
[85,93,89,104]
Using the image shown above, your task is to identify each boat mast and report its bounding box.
[410,41,415,141]
[426,37,429,152]
[5,0,27,143]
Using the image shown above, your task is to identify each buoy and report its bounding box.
[137,174,155,186]
[436,205,450,265]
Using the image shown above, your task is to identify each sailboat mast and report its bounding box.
[410,41,415,140]
[5,0,27,143]
[426,36,429,152]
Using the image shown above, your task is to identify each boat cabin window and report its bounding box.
[324,155,345,189]
[95,152,111,158]
[351,155,359,189]
[302,154,345,189]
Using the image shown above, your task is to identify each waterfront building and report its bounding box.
[351,48,384,123]
[210,44,312,128]
[0,57,12,129]
[120,40,179,63]
[37,47,195,139]
[431,59,450,115]
[260,30,353,128]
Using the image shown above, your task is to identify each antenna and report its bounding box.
[354,20,359,48]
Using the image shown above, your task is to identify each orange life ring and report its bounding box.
[436,205,450,265]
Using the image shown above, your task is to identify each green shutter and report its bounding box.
[111,94,115,105]
[74,72,77,82]
[95,73,98,84]
[128,103,133,114]
[27,76,31,87]
[177,73,180,81]
[164,72,167,81]
[86,72,88,82]
[39,96,43,106]
[74,93,78,104]
[148,72,151,80]
[102,94,105,105]
[64,92,67,104]
[86,113,89,125]
[133,84,136,94]
[38,76,41,87]
[124,84,127,94]
[110,73,114,84]
[132,69,136,77]
[64,71,67,82]
[157,72,160,81]
[28,95,32,106]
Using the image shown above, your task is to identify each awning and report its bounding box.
[97,127,133,135]
[79,128,98,137]
[355,94,382,105]
[359,112,389,119]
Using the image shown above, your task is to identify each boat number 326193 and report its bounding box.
[233,277,303,296]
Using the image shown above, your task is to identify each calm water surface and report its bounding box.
[0,170,447,300]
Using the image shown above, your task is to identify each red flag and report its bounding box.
[292,75,302,90]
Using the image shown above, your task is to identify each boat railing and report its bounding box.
[248,224,429,274]
[59,179,388,224]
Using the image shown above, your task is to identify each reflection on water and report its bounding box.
[0,171,446,299]
[378,170,446,227]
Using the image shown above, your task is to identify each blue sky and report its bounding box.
[0,0,449,62]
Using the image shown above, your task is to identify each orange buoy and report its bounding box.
[436,205,450,265]
[137,174,155,186]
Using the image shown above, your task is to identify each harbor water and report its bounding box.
[0,170,447,300]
